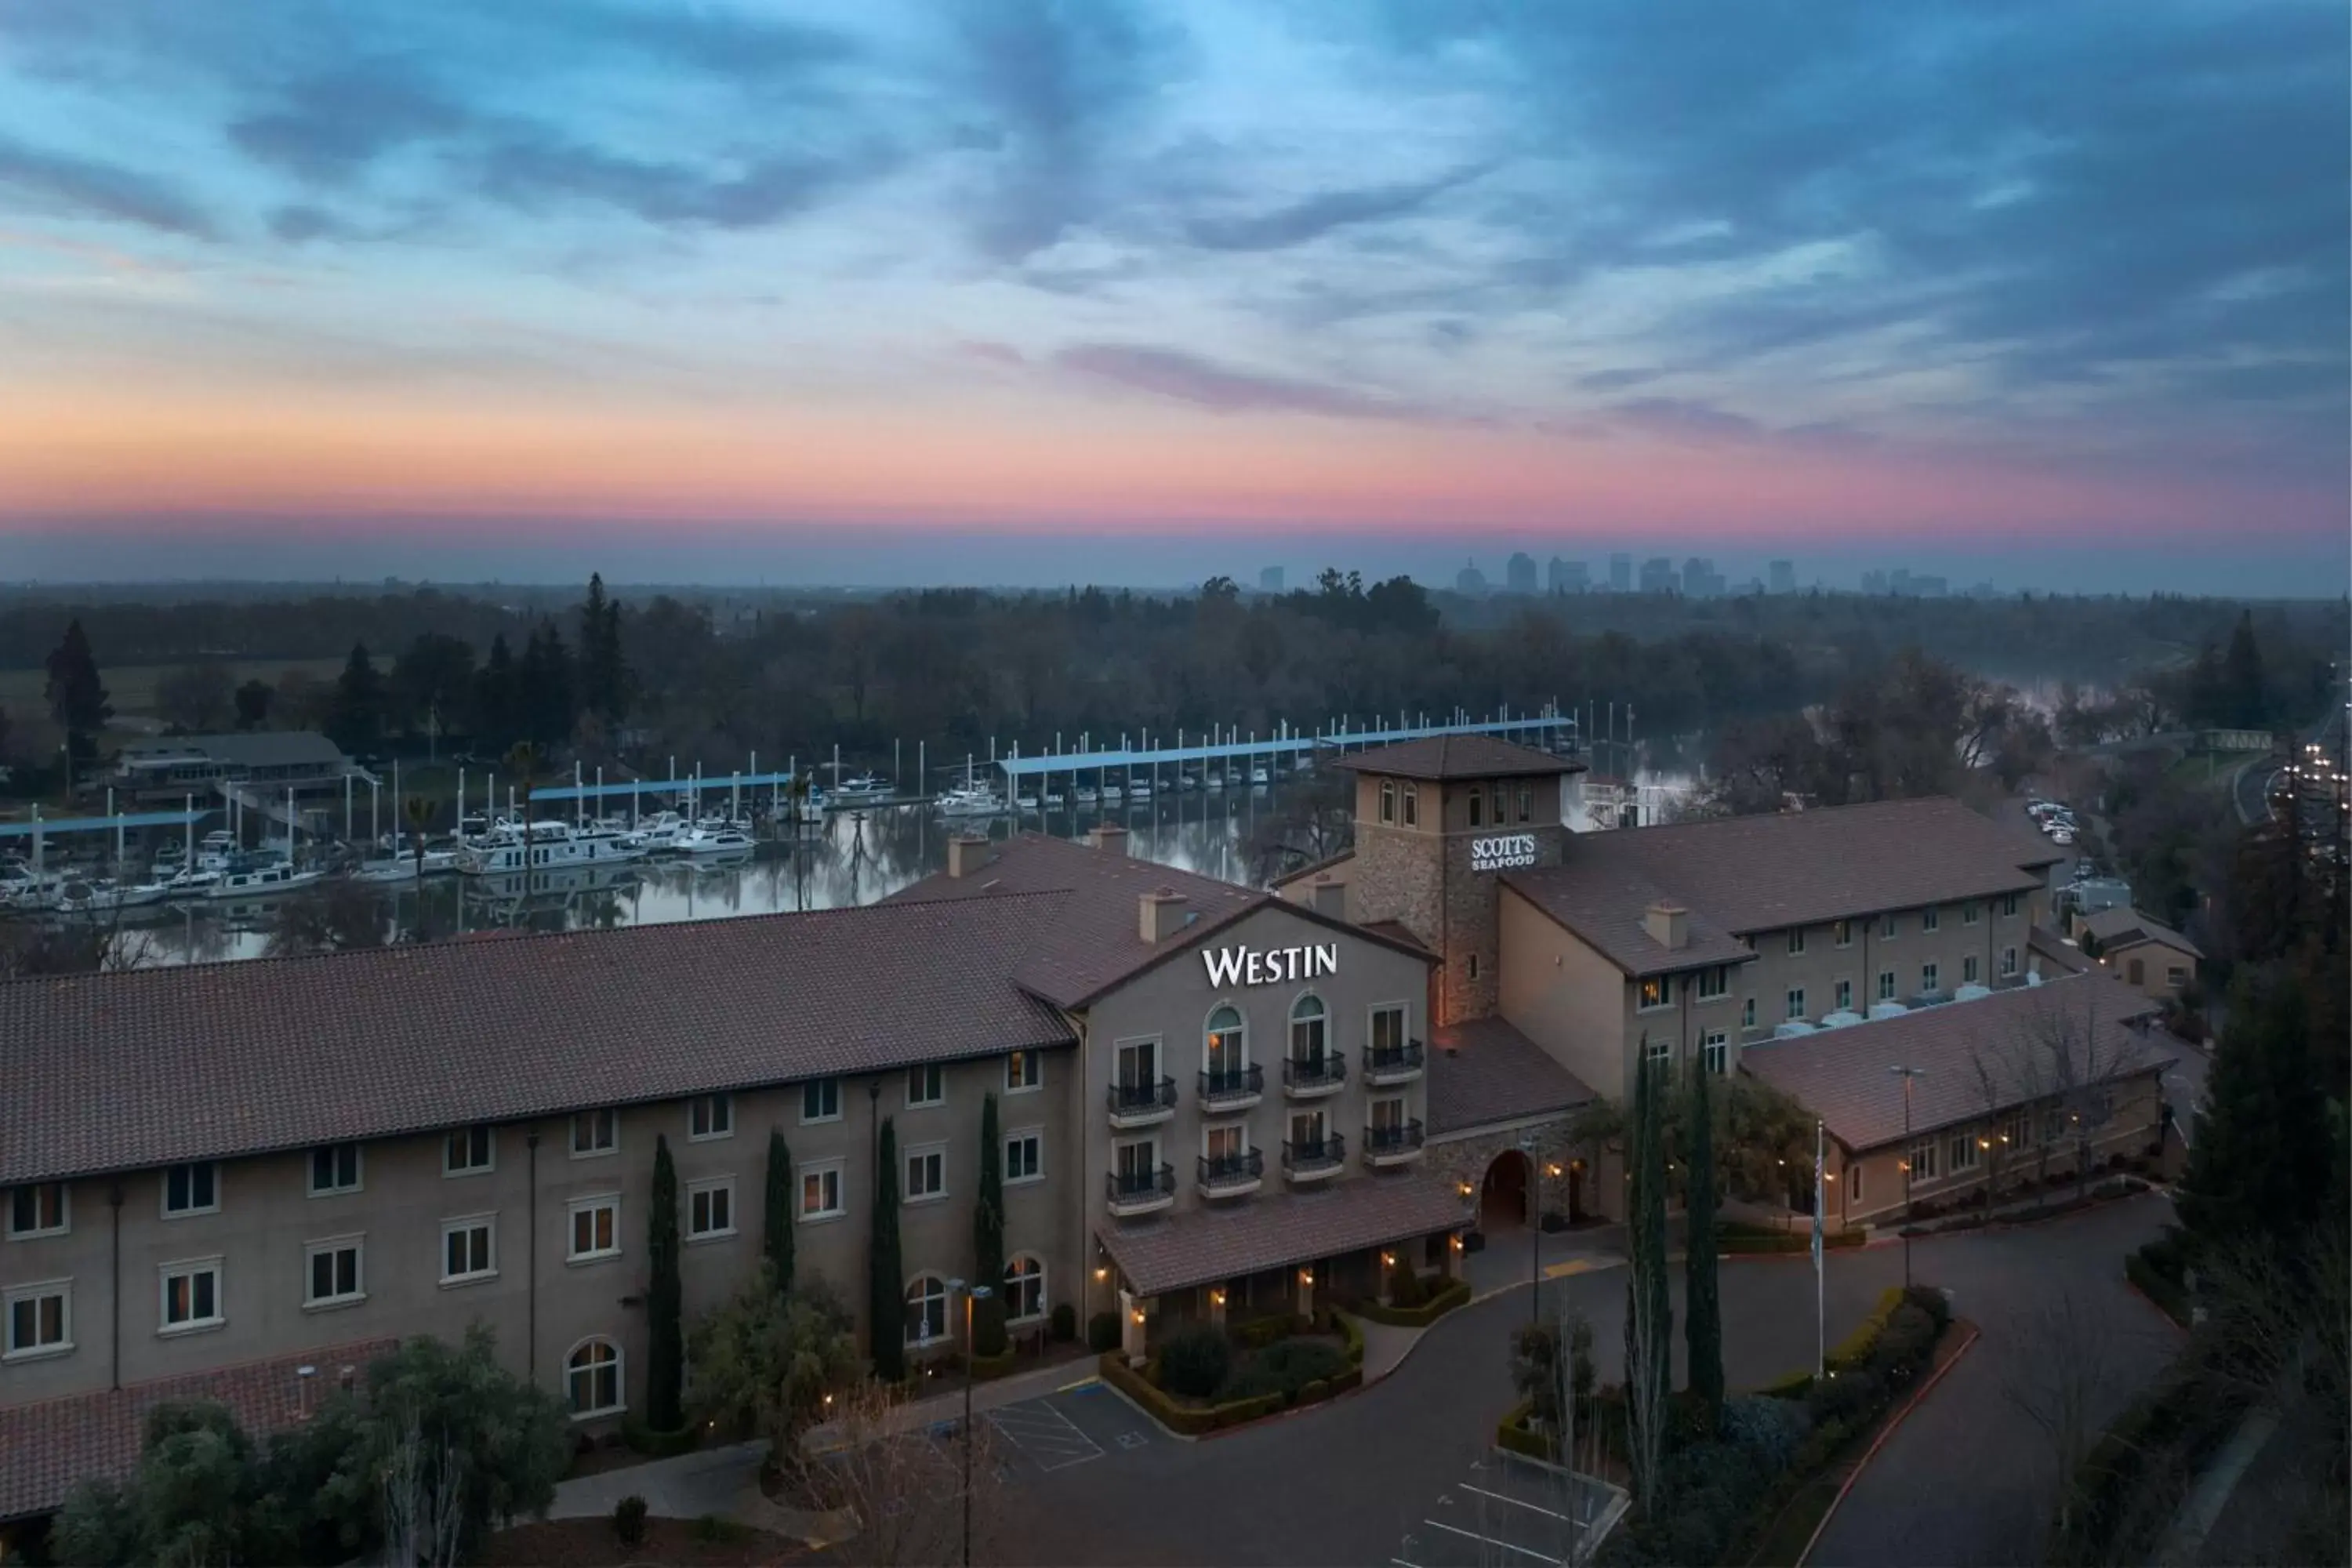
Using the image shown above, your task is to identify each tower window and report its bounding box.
[1379,779,1396,824]
[1402,783,1419,826]
[1467,787,1484,827]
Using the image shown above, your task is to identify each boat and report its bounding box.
[459,820,647,875]
[935,786,1008,818]
[1128,779,1153,800]
[674,826,757,856]
[833,774,894,803]
[350,850,461,884]
[1044,788,1066,808]
[207,861,327,899]
[1250,766,1271,786]
[1014,790,1040,810]
[1101,783,1123,803]
[159,866,223,898]
[1073,785,1099,805]
[1177,772,1198,792]
[55,878,169,915]
[1203,772,1224,793]
[636,812,694,852]
[795,792,829,824]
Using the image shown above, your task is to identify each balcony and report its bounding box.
[1363,1119,1426,1168]
[1282,1134,1346,1184]
[1105,1163,1176,1217]
[1282,1053,1347,1099]
[1196,1149,1265,1200]
[1106,1076,1178,1130]
[1362,1039,1426,1087]
[1198,1063,1265,1113]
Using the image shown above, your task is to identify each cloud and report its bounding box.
[1183,163,1492,252]
[1606,397,1761,444]
[473,136,895,230]
[1054,343,1444,423]
[0,136,217,238]
[228,65,466,183]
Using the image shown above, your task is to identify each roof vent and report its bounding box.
[1139,887,1190,943]
[1310,873,1346,919]
[1087,823,1130,855]
[1642,902,1689,951]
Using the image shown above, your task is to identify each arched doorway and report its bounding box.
[1480,1149,1531,1229]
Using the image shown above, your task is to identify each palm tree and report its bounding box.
[503,740,545,827]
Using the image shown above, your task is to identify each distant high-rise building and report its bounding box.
[1504,552,1538,594]
[1680,556,1726,597]
[1548,557,1589,593]
[1860,570,1889,596]
[1639,557,1678,594]
[1455,560,1489,596]
[1609,553,1632,593]
[1768,560,1797,594]
[1258,565,1284,593]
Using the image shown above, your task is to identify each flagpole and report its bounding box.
[1813,1118,1826,1380]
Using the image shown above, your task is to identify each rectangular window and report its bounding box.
[1963,955,1980,985]
[159,1258,223,1332]
[445,1125,494,1176]
[304,1237,364,1308]
[1999,893,2020,918]
[906,1064,944,1109]
[1848,1163,1864,1203]
[1907,1141,1938,1182]
[1695,966,1727,1000]
[1948,1134,1980,1173]
[1882,913,1899,939]
[3,1281,71,1360]
[1468,953,1479,981]
[1922,963,1940,995]
[1643,1037,1671,1066]
[1963,903,1980,927]
[1702,1031,1728,1076]
[2000,946,2019,977]
[1785,988,1806,1022]
[2002,1110,2033,1149]
[1115,1139,1158,1184]
[1922,906,1940,933]
[1832,919,1853,949]
[1006,1050,1044,1092]
[8,1182,67,1239]
[572,1109,618,1158]
[1005,1130,1043,1184]
[1402,782,1418,827]
[1205,1124,1244,1161]
[799,1161,845,1221]
[687,1177,735,1240]
[1515,785,1533,824]
[1370,1005,1406,1054]
[441,1216,495,1283]
[1637,975,1671,1011]
[1467,787,1484,828]
[1116,1037,1160,1089]
[905,1144,946,1203]
[1378,779,1396,825]
[801,1078,842,1123]
[688,1094,733,1142]
[1878,970,1897,1002]
[1787,928,1806,956]
[162,1163,218,1218]
[568,1196,620,1261]
[1741,997,1756,1029]
[2166,965,2189,988]
[1835,979,1853,1012]
[309,1144,361,1196]
[1370,1097,1407,1133]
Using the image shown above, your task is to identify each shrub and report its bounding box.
[691,1514,750,1544]
[1719,1394,1812,1469]
[1388,1258,1429,1309]
[1249,1338,1351,1396]
[1353,1277,1472,1327]
[1239,1314,1296,1349]
[612,1496,648,1548]
[1158,1326,1233,1399]
[1301,1378,1332,1404]
[1050,1302,1077,1342]
[622,1418,701,1458]
[1335,1312,1366,1365]
[1087,1311,1122,1354]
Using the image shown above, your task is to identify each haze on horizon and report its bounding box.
[0,0,2345,597]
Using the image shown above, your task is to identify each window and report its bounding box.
[4,1281,70,1360]
[1999,893,2020,918]
[1467,787,1484,828]
[8,1181,67,1240]
[1205,1006,1247,1077]
[445,1125,493,1176]
[162,1163,218,1218]
[905,1145,946,1203]
[1116,1037,1160,1094]
[1290,1109,1327,1151]
[1922,906,1940,933]
[1848,1163,1864,1203]
[309,1144,361,1196]
[567,1338,623,1417]
[1370,1097,1407,1133]
[1005,1129,1043,1184]
[686,1177,735,1240]
[1370,1004,1406,1055]
[2002,1110,2033,1150]
[1878,970,1897,1003]
[1401,782,1419,827]
[1963,955,1980,985]
[1006,1050,1043,1093]
[1643,1037,1672,1067]
[304,1237,364,1308]
[1907,1141,1938,1182]
[1378,779,1396,824]
[1832,919,1853,949]
[568,1196,620,1262]
[2043,1106,2067,1144]
[1787,928,1806,956]
[441,1216,495,1283]
[1785,988,1806,1022]
[1290,994,1327,1063]
[906,1064,944,1109]
[1881,913,1899,939]
[2000,946,2019,978]
[572,1109,618,1158]
[1963,903,1980,927]
[1835,979,1853,1012]
[1922,963,1940,995]
[1702,1031,1728,1076]
[1114,1138,1160,1189]
[905,1275,949,1347]
[1637,975,1671,1011]
[1695,966,1728,1000]
[2166,965,2189,988]
[1741,997,1756,1029]
[1515,784,1533,824]
[801,1078,842,1123]
[1468,953,1479,981]
[1205,1123,1245,1164]
[1004,1256,1045,1324]
[1948,1133,1980,1173]
[800,1160,845,1221]
[160,1258,223,1333]
[688,1094,733,1142]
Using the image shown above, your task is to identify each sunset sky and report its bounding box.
[0,0,2344,591]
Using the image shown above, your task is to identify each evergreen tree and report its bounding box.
[578,573,632,724]
[974,1093,1007,1357]
[870,1117,905,1381]
[516,622,574,746]
[233,678,273,731]
[2221,611,2268,729]
[1623,1049,1673,1498]
[646,1135,684,1431]
[474,633,518,752]
[326,642,385,755]
[2179,967,2332,1251]
[42,619,112,791]
[1683,1053,1723,1429]
[764,1128,795,1296]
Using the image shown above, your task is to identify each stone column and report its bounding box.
[1119,1289,1149,1366]
[1377,1249,1397,1306]
[1442,1230,1464,1280]
[1295,1265,1316,1319]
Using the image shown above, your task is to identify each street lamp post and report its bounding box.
[1887,1066,1927,1290]
[953,1279,993,1568]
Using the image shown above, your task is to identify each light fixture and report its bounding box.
[1450,1234,1465,1252]
[1298,1267,1313,1285]
[1548,1163,1563,1178]
[1209,1288,1225,1307]
[1094,1266,1107,1281]
[1457,1179,1474,1198]
[1131,1308,1145,1325]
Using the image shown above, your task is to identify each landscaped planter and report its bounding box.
[1349,1277,1472,1328]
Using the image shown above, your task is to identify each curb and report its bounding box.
[1796,1323,1981,1567]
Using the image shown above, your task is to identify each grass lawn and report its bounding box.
[2161,750,2246,792]
[0,658,345,721]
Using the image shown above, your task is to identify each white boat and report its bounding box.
[1044,788,1066,807]
[351,850,461,884]
[56,878,169,914]
[1128,779,1153,800]
[460,820,646,875]
[833,775,894,802]
[1073,785,1099,805]
[159,866,222,898]
[935,786,1008,818]
[1203,773,1224,793]
[208,862,327,899]
[795,792,829,824]
[1250,766,1271,786]
[674,826,757,855]
[637,812,693,852]
[1101,783,1123,803]
[1014,790,1040,810]
[1178,772,1198,792]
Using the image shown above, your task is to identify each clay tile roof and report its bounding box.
[1101,1177,1471,1296]
[1333,735,1584,782]
[1502,869,1759,977]
[0,898,1075,1187]
[1428,1016,1597,1134]
[2078,907,2204,960]
[1,1338,400,1522]
[2029,924,2095,975]
[1738,972,2169,1151]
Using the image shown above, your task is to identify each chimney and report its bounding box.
[1642,902,1689,950]
[946,834,989,879]
[1311,875,1346,919]
[1086,823,1130,855]
[1139,887,1191,943]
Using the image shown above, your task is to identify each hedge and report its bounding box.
[621,1420,700,1459]
[2124,1247,2192,1330]
[1825,1287,1907,1372]
[2047,1341,2252,1566]
[1717,1228,1867,1255]
[967,1347,1020,1381]
[1350,1277,1472,1327]
[1495,1397,1551,1463]
[1097,1351,1358,1435]
[1332,1309,1366,1367]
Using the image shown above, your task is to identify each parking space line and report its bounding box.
[1457,1483,1570,1521]
[1419,1518,1563,1563]
[987,1399,1105,1473]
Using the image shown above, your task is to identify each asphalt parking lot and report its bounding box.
[983,1382,1162,1479]
[1396,1450,1623,1568]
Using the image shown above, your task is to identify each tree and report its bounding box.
[1684,1054,1724,1430]
[474,633,519,752]
[2220,611,2267,728]
[647,1134,685,1432]
[1623,1051,1672,1504]
[974,1092,1007,1357]
[2179,966,2333,1252]
[516,621,575,746]
[57,1401,275,1568]
[389,633,477,743]
[327,642,387,755]
[155,661,235,732]
[775,1377,1010,1566]
[579,573,632,724]
[765,1127,796,1295]
[688,1264,858,1446]
[234,677,274,730]
[42,618,111,791]
[503,739,545,826]
[872,1116,905,1381]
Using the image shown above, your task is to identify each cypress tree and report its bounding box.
[764,1128,795,1296]
[1623,1051,1673,1498]
[870,1117,905,1381]
[42,619,112,792]
[1684,1053,1723,1429]
[646,1134,684,1430]
[974,1093,1007,1357]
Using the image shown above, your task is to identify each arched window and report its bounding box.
[905,1274,949,1347]
[1378,779,1396,824]
[566,1338,622,1417]
[1205,1005,1247,1078]
[1290,994,1327,1064]
[1004,1255,1045,1325]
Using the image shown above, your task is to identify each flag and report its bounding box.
[1811,1120,1825,1272]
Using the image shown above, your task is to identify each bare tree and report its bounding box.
[782,1380,1011,1567]
[1971,979,2158,1203]
[379,1420,466,1568]
[2002,1287,2129,1552]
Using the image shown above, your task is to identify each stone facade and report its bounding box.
[1426,1116,1621,1227]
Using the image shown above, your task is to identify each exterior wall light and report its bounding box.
[1298,1268,1314,1285]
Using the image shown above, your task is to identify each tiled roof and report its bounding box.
[0,898,1076,1187]
[118,731,350,768]
[1333,735,1582,782]
[1514,797,2053,940]
[1269,848,1356,891]
[1738,972,2171,1151]
[2029,924,2095,975]
[1101,1177,1471,1296]
[1501,873,1759,978]
[0,1338,399,1522]
[1428,1016,1596,1134]
[2079,907,2204,960]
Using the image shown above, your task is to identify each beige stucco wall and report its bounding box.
[2093,941,2198,1001]
[1496,884,1632,1099]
